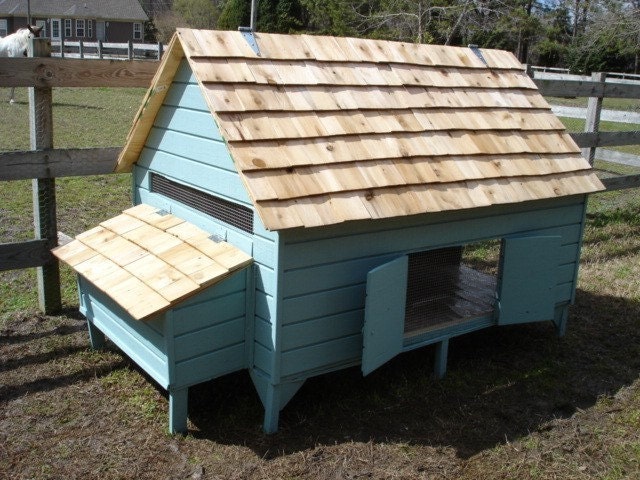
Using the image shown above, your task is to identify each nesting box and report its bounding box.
[54,29,604,434]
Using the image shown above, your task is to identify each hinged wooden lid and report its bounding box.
[53,204,253,321]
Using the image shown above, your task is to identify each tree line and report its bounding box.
[145,0,640,74]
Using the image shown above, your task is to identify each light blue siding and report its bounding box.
[136,156,249,208]
[163,82,211,111]
[277,196,588,380]
[78,268,250,391]
[78,276,169,388]
[131,58,281,391]
[174,344,246,388]
[154,106,223,141]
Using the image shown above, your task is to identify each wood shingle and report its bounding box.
[117,29,603,230]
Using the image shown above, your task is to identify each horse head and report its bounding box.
[27,25,44,38]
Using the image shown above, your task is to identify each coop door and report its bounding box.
[497,235,561,325]
[362,255,408,376]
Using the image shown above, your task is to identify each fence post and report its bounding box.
[79,39,84,58]
[157,41,163,60]
[29,37,61,314]
[98,40,103,59]
[60,37,64,58]
[582,72,606,165]
[128,40,133,60]
[524,64,534,78]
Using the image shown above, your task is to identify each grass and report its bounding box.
[1,87,640,479]
[0,86,140,320]
[557,117,640,157]
[546,96,640,112]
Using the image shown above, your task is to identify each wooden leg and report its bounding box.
[554,307,569,338]
[262,384,281,434]
[434,338,449,379]
[87,320,105,350]
[168,387,189,434]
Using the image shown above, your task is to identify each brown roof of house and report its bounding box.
[53,204,252,320]
[117,29,604,231]
[0,0,148,21]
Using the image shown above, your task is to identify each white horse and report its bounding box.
[0,25,43,103]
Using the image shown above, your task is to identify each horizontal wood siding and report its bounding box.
[132,59,280,381]
[173,344,246,388]
[171,271,247,386]
[78,276,169,388]
[278,197,587,379]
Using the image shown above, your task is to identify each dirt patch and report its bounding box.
[1,278,640,479]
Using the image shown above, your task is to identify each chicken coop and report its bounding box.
[54,28,604,434]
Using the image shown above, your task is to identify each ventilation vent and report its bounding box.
[150,173,254,234]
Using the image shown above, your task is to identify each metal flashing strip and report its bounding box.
[468,44,488,66]
[239,26,261,57]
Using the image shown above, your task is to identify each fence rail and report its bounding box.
[530,65,640,83]
[1,48,639,314]
[51,39,164,60]
[530,68,640,191]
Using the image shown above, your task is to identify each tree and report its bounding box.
[530,6,572,67]
[567,2,640,73]
[347,0,476,44]
[300,0,358,36]
[217,0,251,30]
[257,0,305,32]
[173,0,223,29]
[153,10,189,43]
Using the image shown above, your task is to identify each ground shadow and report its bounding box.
[0,308,124,402]
[4,287,635,461]
[0,321,86,345]
[186,287,640,459]
[0,357,128,404]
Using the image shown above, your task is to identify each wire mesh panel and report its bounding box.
[404,243,498,336]
[150,173,254,233]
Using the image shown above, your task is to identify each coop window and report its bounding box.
[404,241,500,336]
[150,173,254,234]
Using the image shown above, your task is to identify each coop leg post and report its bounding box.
[554,307,569,338]
[434,338,449,379]
[168,387,189,434]
[87,320,105,350]
[262,384,281,434]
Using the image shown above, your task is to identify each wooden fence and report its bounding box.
[0,40,639,314]
[530,68,640,191]
[51,39,164,60]
[0,38,156,314]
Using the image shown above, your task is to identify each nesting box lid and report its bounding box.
[117,29,604,231]
[53,204,252,321]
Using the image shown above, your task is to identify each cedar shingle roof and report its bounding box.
[53,204,252,320]
[117,29,604,231]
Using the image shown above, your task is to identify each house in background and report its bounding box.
[0,0,148,42]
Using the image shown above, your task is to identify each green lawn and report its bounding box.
[0,86,144,318]
[1,86,640,480]
[547,95,640,112]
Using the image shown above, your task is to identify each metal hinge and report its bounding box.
[468,44,488,66]
[238,26,261,57]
